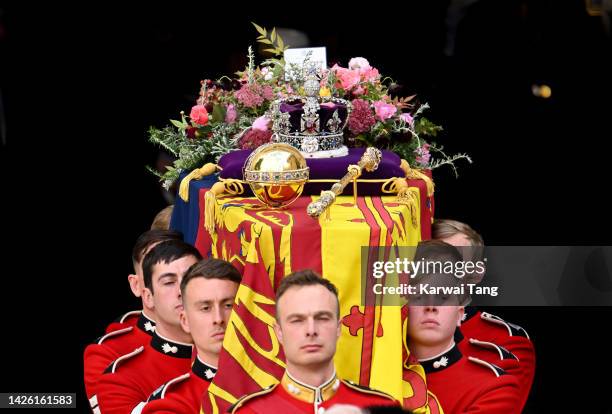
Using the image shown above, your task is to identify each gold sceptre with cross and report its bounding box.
[307,147,382,220]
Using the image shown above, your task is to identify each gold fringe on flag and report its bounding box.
[178,163,219,202]
[204,182,226,235]
[382,177,419,229]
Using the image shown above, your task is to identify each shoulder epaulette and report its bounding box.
[96,326,133,345]
[118,310,142,323]
[147,373,190,402]
[480,312,530,339]
[469,338,519,361]
[228,384,278,413]
[468,356,507,377]
[341,379,398,402]
[103,346,144,374]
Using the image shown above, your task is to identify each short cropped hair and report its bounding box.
[275,269,340,319]
[151,205,174,230]
[432,219,483,246]
[142,239,202,293]
[131,229,183,270]
[180,258,242,297]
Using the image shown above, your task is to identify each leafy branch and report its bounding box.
[428,144,473,178]
[252,22,289,56]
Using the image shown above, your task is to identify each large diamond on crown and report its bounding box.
[267,65,352,157]
[301,136,319,153]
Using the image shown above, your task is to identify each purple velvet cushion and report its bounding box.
[218,148,405,196]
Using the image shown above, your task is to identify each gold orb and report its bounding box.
[243,143,309,208]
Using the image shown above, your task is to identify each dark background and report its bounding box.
[1,1,611,412]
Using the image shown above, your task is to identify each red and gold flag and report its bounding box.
[195,187,437,413]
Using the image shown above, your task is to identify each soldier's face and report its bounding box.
[274,285,341,370]
[440,233,485,284]
[129,242,162,300]
[407,304,463,352]
[180,277,238,364]
[145,255,198,328]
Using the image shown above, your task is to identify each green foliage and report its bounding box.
[415,117,443,137]
[252,22,289,56]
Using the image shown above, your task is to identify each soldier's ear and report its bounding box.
[143,287,155,309]
[273,321,283,345]
[179,309,190,334]
[128,274,141,298]
[457,306,465,327]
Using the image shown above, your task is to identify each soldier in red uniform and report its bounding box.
[433,219,535,408]
[405,241,522,414]
[230,270,400,414]
[141,258,242,413]
[96,239,201,414]
[84,230,182,413]
[109,229,184,334]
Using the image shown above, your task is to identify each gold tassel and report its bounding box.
[178,163,219,202]
[400,159,434,197]
[203,179,246,235]
[204,182,226,236]
[382,177,419,229]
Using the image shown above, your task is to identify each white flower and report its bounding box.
[348,57,370,71]
[261,67,273,81]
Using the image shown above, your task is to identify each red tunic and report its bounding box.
[141,356,217,414]
[104,310,148,334]
[457,307,535,409]
[96,332,193,414]
[420,344,522,414]
[230,371,399,414]
[84,312,156,413]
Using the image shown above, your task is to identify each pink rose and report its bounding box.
[252,116,271,131]
[400,112,414,127]
[332,65,361,91]
[340,70,361,90]
[373,101,397,121]
[361,67,380,82]
[189,105,209,126]
[225,104,237,124]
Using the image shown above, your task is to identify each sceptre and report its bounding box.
[307,147,382,219]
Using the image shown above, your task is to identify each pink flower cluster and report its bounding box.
[373,101,397,122]
[252,116,271,131]
[331,57,380,93]
[415,143,431,167]
[400,112,414,127]
[239,128,273,150]
[235,83,274,108]
[348,99,376,135]
[225,104,238,124]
